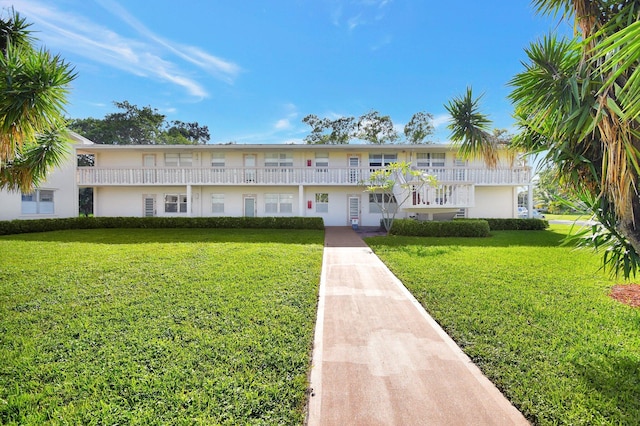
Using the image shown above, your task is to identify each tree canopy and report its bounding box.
[0,8,76,191]
[302,110,434,144]
[68,101,210,145]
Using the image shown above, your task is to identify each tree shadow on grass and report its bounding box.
[571,354,640,423]
[0,228,325,245]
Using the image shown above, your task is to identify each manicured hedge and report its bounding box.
[470,218,549,231]
[0,216,325,236]
[389,218,491,237]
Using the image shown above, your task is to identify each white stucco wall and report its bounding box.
[0,150,77,221]
[467,186,518,218]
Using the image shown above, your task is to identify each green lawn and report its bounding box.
[544,213,591,222]
[366,224,640,425]
[0,228,324,425]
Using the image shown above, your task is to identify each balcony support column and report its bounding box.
[187,184,192,217]
[527,183,533,218]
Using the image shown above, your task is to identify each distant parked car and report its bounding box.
[518,208,545,219]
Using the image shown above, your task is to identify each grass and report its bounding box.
[544,213,591,222]
[0,228,324,425]
[366,224,640,425]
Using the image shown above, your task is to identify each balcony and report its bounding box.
[77,166,530,187]
[397,182,475,212]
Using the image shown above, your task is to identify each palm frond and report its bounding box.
[445,87,498,167]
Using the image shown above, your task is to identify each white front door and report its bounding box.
[244,154,256,183]
[348,195,360,226]
[244,196,256,217]
[143,195,156,217]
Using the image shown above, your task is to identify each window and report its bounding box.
[211,194,224,213]
[164,194,187,213]
[165,153,192,167]
[315,193,329,213]
[416,153,445,168]
[21,189,54,214]
[369,193,397,213]
[211,153,225,167]
[369,153,397,168]
[315,153,329,168]
[265,153,293,167]
[143,154,156,167]
[265,194,293,213]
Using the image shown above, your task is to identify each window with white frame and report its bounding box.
[164,153,192,167]
[369,153,397,168]
[369,193,397,213]
[164,194,187,213]
[416,153,445,168]
[454,156,467,179]
[315,152,329,168]
[265,153,293,167]
[21,189,54,214]
[211,194,224,213]
[265,194,293,213]
[315,193,329,213]
[211,153,225,167]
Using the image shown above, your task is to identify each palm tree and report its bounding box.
[0,8,76,191]
[448,1,640,277]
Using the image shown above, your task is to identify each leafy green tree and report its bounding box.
[164,120,210,144]
[356,111,400,145]
[0,8,76,191]
[357,110,399,144]
[362,161,437,233]
[404,111,435,144]
[68,101,209,145]
[302,114,355,144]
[447,1,640,277]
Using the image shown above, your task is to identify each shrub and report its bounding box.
[390,219,490,237]
[479,218,549,231]
[0,216,325,236]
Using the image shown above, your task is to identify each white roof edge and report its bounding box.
[67,131,95,145]
[75,142,469,150]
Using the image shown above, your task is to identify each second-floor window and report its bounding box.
[315,153,329,168]
[265,194,293,213]
[211,153,225,167]
[165,153,192,167]
[265,153,293,167]
[416,153,445,168]
[369,154,397,168]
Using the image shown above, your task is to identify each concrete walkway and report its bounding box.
[306,227,528,426]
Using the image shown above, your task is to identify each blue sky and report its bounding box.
[4,0,571,144]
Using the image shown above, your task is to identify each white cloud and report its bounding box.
[347,14,364,31]
[273,103,299,131]
[432,113,451,128]
[9,0,241,97]
[331,0,392,31]
[274,119,292,130]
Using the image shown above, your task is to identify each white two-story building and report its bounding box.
[0,133,532,226]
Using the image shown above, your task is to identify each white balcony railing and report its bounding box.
[399,182,475,209]
[77,166,530,187]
